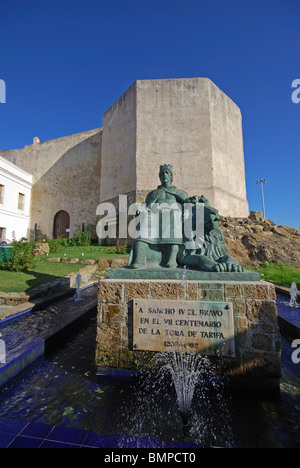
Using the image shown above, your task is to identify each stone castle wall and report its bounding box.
[1,78,250,240]
[100,78,249,217]
[0,128,102,239]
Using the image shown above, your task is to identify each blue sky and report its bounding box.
[0,0,299,228]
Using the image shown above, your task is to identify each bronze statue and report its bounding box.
[129,164,188,269]
[128,165,244,273]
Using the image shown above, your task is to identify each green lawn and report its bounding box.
[0,245,129,293]
[254,262,300,288]
[1,244,299,293]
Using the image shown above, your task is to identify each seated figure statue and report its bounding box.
[179,195,244,272]
[128,164,188,269]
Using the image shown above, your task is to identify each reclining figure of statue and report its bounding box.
[179,195,244,272]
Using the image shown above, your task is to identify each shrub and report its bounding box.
[0,240,37,272]
[71,230,91,246]
[46,239,60,252]
[115,240,129,254]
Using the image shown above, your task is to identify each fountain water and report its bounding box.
[154,349,205,421]
[150,345,231,445]
[73,273,82,302]
[290,282,298,307]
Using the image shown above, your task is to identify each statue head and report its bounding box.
[159,164,173,187]
[204,210,220,231]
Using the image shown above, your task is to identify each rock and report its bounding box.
[222,214,300,269]
[110,258,128,269]
[97,258,110,268]
[271,226,289,237]
[47,257,61,262]
[249,211,264,222]
[255,247,271,262]
[61,258,79,263]
[33,243,50,255]
[80,259,95,265]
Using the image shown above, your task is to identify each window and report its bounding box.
[0,185,4,204]
[18,193,25,210]
[0,228,6,240]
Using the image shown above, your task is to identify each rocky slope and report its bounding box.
[220,211,300,270]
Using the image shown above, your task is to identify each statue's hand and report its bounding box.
[185,195,199,203]
[198,195,208,204]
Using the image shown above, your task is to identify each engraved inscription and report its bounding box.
[133,299,235,357]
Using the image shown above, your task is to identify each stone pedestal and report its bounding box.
[96,278,281,387]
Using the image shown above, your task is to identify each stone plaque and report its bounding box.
[133,299,235,357]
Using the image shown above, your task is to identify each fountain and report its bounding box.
[97,165,281,393]
[153,348,212,432]
[290,282,298,307]
[73,273,82,302]
[0,285,298,447]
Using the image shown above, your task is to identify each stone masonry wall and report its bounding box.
[1,128,102,239]
[96,279,281,383]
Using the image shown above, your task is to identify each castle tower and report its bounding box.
[100,77,249,217]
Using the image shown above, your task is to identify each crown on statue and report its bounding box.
[159,164,173,173]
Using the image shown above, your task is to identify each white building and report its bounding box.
[0,156,32,242]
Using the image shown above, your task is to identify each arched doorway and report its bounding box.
[53,210,70,238]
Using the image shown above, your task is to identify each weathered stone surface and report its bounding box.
[33,243,50,255]
[125,282,150,302]
[0,291,30,306]
[62,258,79,263]
[101,304,125,324]
[46,257,61,262]
[97,258,110,268]
[221,214,300,269]
[251,332,273,351]
[149,282,185,299]
[110,258,128,269]
[246,300,278,323]
[242,283,269,299]
[1,128,102,240]
[80,259,95,265]
[225,284,242,297]
[198,286,225,302]
[98,282,123,304]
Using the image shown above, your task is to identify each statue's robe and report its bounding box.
[136,185,188,245]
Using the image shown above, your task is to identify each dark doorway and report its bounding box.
[53,210,70,238]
